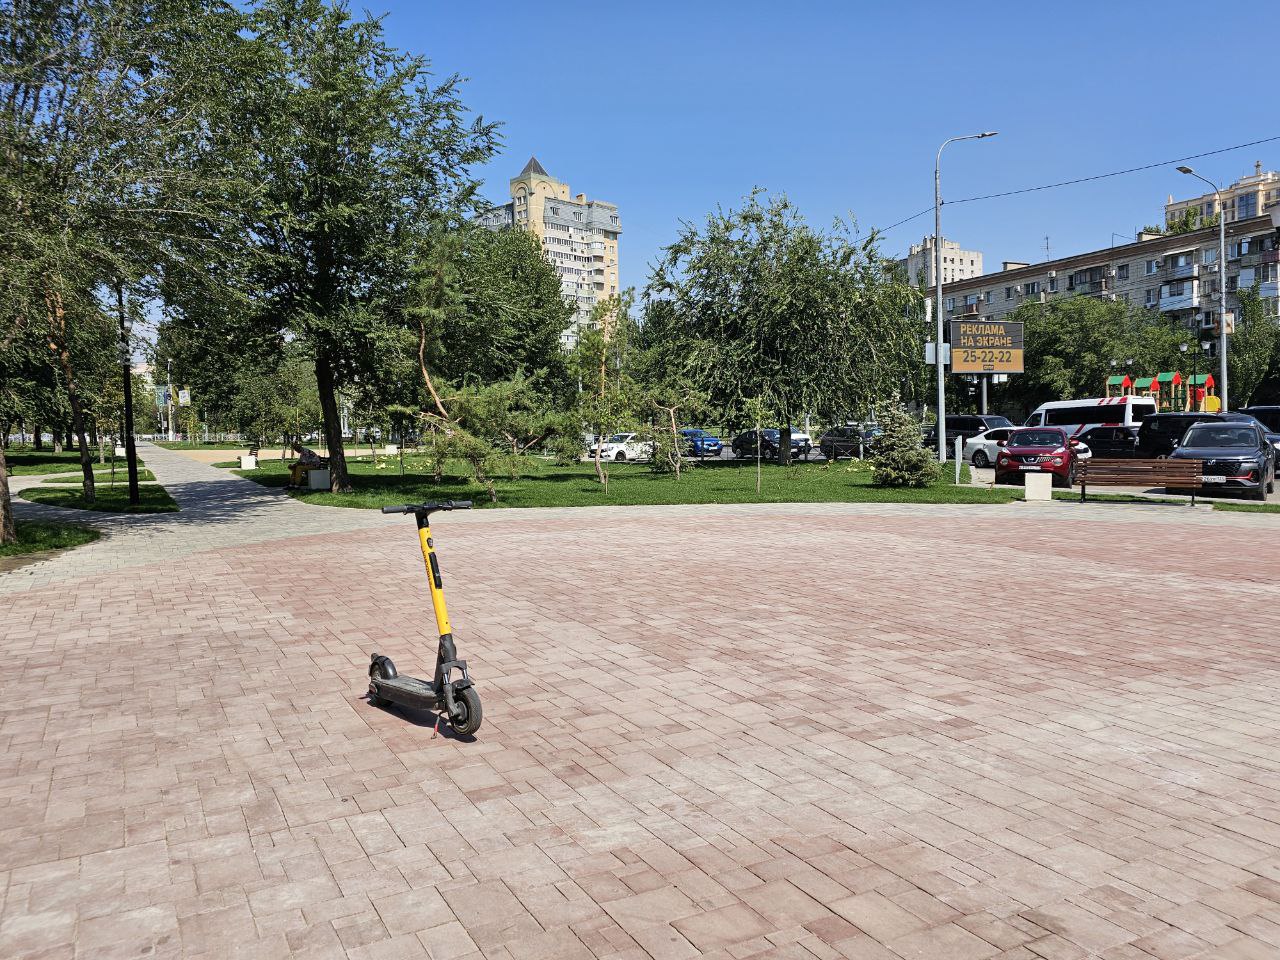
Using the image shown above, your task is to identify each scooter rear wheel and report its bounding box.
[450,686,482,736]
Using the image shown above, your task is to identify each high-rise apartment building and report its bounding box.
[478,157,621,346]
[940,214,1279,338]
[1165,161,1280,226]
[901,236,984,288]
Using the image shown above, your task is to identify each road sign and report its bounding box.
[949,320,1024,374]
[178,388,191,407]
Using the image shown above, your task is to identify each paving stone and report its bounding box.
[6,446,1280,957]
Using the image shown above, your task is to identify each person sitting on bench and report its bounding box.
[288,441,328,486]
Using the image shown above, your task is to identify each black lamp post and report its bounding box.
[117,289,140,505]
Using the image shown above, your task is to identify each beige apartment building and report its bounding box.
[901,236,984,287]
[1165,161,1280,227]
[479,157,621,346]
[940,214,1280,337]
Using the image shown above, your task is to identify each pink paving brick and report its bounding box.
[6,445,1280,957]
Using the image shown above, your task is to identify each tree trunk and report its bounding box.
[779,425,792,466]
[313,350,350,492]
[53,433,63,453]
[0,443,16,546]
[46,290,95,503]
[33,424,43,450]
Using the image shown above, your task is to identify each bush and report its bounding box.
[869,398,938,488]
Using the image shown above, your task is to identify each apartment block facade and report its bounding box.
[901,236,984,288]
[478,156,621,346]
[940,214,1280,338]
[1165,161,1280,227]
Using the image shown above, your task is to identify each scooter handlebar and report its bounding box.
[381,500,473,515]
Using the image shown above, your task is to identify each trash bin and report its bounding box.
[239,454,257,469]
[307,468,331,490]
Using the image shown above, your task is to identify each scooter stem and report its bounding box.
[415,513,453,637]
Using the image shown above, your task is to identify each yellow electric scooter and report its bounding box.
[368,501,482,735]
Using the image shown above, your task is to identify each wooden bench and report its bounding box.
[1077,458,1203,503]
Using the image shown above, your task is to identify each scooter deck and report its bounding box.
[374,675,439,709]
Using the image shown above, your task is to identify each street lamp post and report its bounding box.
[1177,166,1229,410]
[935,131,998,461]
[116,288,140,505]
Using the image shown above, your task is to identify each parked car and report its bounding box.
[1241,406,1280,434]
[1075,425,1139,459]
[731,428,810,460]
[1135,412,1223,458]
[819,425,882,460]
[993,427,1083,488]
[787,428,814,458]
[1168,421,1275,501]
[592,432,653,462]
[1221,411,1280,466]
[963,427,1016,468]
[924,414,1014,453]
[679,429,723,457]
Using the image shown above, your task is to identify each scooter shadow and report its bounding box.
[361,694,477,742]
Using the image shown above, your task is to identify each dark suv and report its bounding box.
[1136,412,1222,458]
[819,425,882,460]
[1241,406,1280,433]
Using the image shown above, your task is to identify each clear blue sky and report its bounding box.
[377,0,1275,291]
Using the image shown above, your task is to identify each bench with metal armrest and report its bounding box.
[1078,458,1203,503]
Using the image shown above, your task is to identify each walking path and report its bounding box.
[4,447,1280,959]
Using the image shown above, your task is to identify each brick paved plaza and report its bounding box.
[4,447,1280,959]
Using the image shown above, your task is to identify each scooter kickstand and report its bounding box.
[432,715,441,739]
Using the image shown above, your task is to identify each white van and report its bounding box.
[1024,396,1157,439]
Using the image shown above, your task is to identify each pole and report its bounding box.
[934,152,946,463]
[166,358,175,442]
[933,131,997,463]
[980,376,988,415]
[116,285,139,505]
[1217,194,1228,409]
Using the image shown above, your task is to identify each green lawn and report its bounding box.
[0,519,100,558]
[22,483,179,513]
[1213,502,1280,514]
[6,448,146,476]
[1053,491,1182,505]
[151,441,251,450]
[42,468,157,484]
[233,455,1019,510]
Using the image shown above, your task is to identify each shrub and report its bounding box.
[870,398,938,488]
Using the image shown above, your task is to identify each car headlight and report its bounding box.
[1051,457,1063,466]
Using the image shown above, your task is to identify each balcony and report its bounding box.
[1160,292,1200,312]
[1166,262,1199,281]
[1261,281,1279,299]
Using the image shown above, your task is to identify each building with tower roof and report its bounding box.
[478,157,622,347]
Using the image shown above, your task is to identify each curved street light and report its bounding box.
[935,132,998,461]
[1176,165,1229,409]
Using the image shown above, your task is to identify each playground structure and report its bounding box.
[1105,370,1218,412]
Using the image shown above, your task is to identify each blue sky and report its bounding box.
[378,0,1275,291]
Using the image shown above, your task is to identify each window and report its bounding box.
[1048,276,1058,292]
[984,290,993,303]
[1117,264,1129,280]
[1227,275,1238,292]
[1024,281,1039,295]
[1145,289,1156,305]
[1005,286,1013,300]
[1239,192,1258,220]
[1203,247,1218,264]
[1173,252,1193,267]
[1146,259,1159,275]
[1167,281,1186,297]
[946,297,955,311]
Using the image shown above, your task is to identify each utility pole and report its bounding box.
[166,358,175,442]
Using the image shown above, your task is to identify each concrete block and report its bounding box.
[1024,472,1053,501]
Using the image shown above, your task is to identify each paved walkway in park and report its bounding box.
[4,450,1280,959]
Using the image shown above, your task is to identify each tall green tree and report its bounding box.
[198,0,499,492]
[1229,287,1280,406]
[647,191,920,463]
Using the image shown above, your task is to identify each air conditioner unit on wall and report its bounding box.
[1047,270,1056,278]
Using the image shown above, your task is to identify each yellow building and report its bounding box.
[479,157,621,346]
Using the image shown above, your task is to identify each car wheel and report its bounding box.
[1253,481,1268,502]
[614,452,626,462]
[972,450,989,468]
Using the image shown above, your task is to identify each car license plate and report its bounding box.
[1019,465,1042,471]
[1202,475,1226,484]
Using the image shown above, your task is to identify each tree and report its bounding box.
[193,0,499,492]
[1000,296,1185,415]
[870,397,937,488]
[1228,287,1280,406]
[648,191,921,463]
[570,294,638,492]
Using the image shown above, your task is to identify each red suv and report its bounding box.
[994,427,1082,488]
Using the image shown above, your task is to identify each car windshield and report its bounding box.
[986,417,1013,428]
[761,429,779,439]
[606,434,631,443]
[1183,425,1256,448]
[1009,430,1064,447]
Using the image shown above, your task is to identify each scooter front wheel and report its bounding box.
[450,686,482,736]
